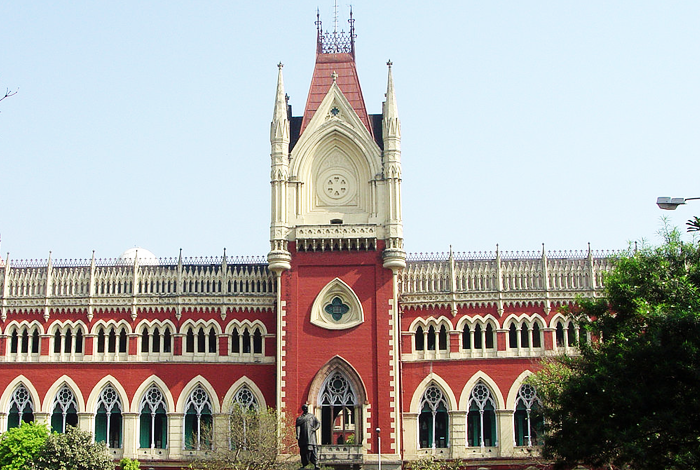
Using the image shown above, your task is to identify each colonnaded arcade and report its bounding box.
[0,13,612,470]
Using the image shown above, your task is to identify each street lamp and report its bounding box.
[656,196,700,210]
[656,196,700,232]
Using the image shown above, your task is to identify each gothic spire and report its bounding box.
[271,62,289,143]
[272,62,287,124]
[383,60,399,126]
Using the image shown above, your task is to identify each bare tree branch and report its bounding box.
[0,88,18,104]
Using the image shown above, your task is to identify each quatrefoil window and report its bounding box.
[330,106,340,116]
[324,297,350,321]
[310,278,364,330]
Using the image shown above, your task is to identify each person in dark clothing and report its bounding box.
[296,404,320,469]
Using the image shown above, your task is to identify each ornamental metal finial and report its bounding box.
[277,62,284,69]
[387,60,393,68]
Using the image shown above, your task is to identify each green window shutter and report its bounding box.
[7,412,19,430]
[139,413,150,448]
[95,412,107,443]
[184,414,195,449]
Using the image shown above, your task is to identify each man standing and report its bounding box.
[296,404,320,470]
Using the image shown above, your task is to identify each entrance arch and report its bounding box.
[307,356,367,446]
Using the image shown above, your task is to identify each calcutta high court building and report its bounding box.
[0,12,612,470]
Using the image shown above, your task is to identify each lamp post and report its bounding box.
[656,196,700,210]
[656,196,700,232]
[376,427,381,470]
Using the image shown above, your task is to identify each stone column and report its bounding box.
[496,409,514,457]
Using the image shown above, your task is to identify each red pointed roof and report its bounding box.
[299,14,372,137]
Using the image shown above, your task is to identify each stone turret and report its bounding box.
[267,63,291,273]
[381,61,406,271]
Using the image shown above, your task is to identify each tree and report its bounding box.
[189,405,296,470]
[119,458,140,470]
[532,227,700,469]
[0,88,17,105]
[0,422,49,470]
[33,426,114,470]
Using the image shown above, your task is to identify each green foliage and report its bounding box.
[405,456,465,470]
[189,405,296,470]
[119,458,140,470]
[33,426,114,470]
[0,422,49,470]
[532,227,700,470]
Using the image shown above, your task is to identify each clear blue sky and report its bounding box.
[1,1,699,261]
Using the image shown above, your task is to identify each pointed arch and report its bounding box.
[4,319,45,334]
[223,377,265,411]
[409,373,458,412]
[310,278,364,330]
[176,376,221,414]
[224,319,267,335]
[222,376,267,411]
[308,356,368,446]
[307,356,367,407]
[129,376,175,413]
[179,318,223,335]
[506,370,537,410]
[0,376,41,415]
[42,376,85,413]
[0,376,41,429]
[86,376,129,413]
[459,371,505,410]
[90,319,133,335]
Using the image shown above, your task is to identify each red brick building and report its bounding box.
[0,15,611,469]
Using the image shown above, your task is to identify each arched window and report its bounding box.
[108,328,117,353]
[7,384,34,430]
[427,326,436,350]
[242,329,251,354]
[141,330,149,352]
[231,328,240,353]
[419,385,448,449]
[319,372,360,445]
[533,323,542,348]
[230,385,261,451]
[53,330,61,353]
[567,322,576,346]
[51,385,78,433]
[10,330,18,354]
[197,328,206,353]
[95,384,122,448]
[209,328,217,353]
[233,385,259,411]
[21,330,29,354]
[184,386,213,450]
[186,328,195,353]
[97,328,106,353]
[467,382,496,448]
[139,386,167,449]
[75,329,83,354]
[152,328,161,353]
[556,321,565,347]
[578,325,588,345]
[119,328,128,353]
[509,324,518,348]
[253,328,262,354]
[438,325,448,351]
[485,324,495,349]
[31,329,39,354]
[474,324,483,349]
[520,324,529,348]
[415,326,424,351]
[462,324,471,349]
[163,328,172,353]
[514,383,542,447]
